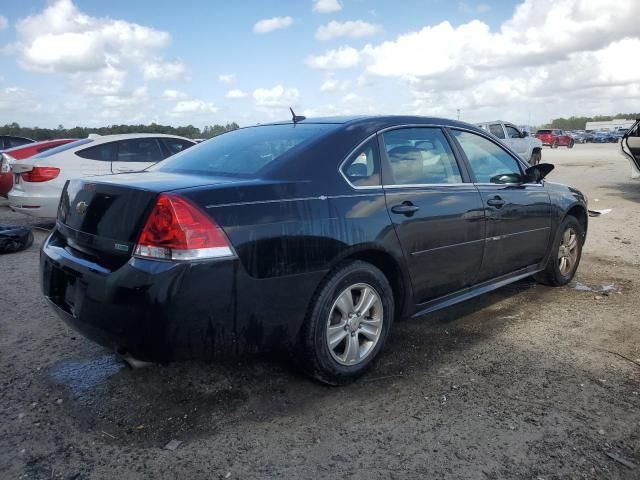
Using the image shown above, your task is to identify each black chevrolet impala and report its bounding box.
[41,116,587,384]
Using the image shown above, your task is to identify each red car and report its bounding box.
[0,139,77,197]
[535,129,574,148]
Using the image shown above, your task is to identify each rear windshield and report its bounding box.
[154,123,336,177]
[33,138,93,158]
[536,130,552,134]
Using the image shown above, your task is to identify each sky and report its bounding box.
[0,0,639,129]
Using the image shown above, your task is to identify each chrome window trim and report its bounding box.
[338,123,539,190]
[383,183,471,188]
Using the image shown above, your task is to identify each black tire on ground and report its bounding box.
[551,141,559,149]
[534,215,584,287]
[0,225,34,254]
[296,260,394,385]
[567,140,574,149]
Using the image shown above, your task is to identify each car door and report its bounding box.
[381,127,485,304]
[504,124,528,158]
[111,138,164,173]
[448,128,551,282]
[621,120,640,178]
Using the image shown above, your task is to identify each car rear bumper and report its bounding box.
[41,229,323,360]
[8,189,59,218]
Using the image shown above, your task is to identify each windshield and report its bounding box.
[154,123,337,177]
[536,130,552,134]
[33,138,93,158]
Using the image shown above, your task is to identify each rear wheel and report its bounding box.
[567,140,574,149]
[534,215,584,286]
[296,261,394,385]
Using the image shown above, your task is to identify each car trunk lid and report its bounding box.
[55,172,240,269]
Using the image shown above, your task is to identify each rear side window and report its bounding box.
[451,130,522,184]
[76,142,117,162]
[161,138,194,156]
[489,124,505,139]
[505,125,521,138]
[341,139,380,187]
[117,139,163,163]
[155,123,336,177]
[382,128,462,185]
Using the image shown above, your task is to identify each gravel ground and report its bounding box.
[0,143,638,479]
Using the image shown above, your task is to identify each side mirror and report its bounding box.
[521,131,529,138]
[525,163,554,183]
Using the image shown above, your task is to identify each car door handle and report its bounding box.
[486,196,505,208]
[391,202,420,216]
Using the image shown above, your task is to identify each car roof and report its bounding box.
[254,115,484,132]
[86,133,195,143]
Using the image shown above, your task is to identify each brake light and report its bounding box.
[134,193,234,261]
[22,167,60,182]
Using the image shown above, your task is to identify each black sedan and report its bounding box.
[41,116,588,384]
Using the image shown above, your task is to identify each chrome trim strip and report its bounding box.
[205,192,382,209]
[383,182,472,189]
[485,227,550,242]
[410,237,485,256]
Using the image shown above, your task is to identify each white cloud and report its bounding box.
[70,65,127,96]
[320,77,350,93]
[315,20,383,41]
[253,16,294,34]
[0,87,40,112]
[306,0,640,123]
[163,89,188,100]
[313,0,342,14]
[306,46,360,69]
[0,16,9,31]
[253,85,300,108]
[225,89,248,99]
[102,86,148,108]
[142,59,187,80]
[172,99,217,114]
[218,73,236,84]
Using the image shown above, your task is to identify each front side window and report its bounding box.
[76,142,117,162]
[489,124,506,139]
[382,128,462,185]
[505,125,521,139]
[117,139,163,163]
[451,129,523,184]
[341,139,380,187]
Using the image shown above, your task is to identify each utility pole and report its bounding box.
[456,109,461,121]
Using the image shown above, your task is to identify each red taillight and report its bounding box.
[22,167,60,182]
[134,193,234,261]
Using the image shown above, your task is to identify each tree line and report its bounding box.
[541,113,640,130]
[0,122,240,141]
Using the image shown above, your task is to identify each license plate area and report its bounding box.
[49,265,85,317]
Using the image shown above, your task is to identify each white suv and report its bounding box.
[476,121,543,165]
[9,133,195,218]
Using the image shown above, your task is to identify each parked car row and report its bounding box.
[3,134,195,217]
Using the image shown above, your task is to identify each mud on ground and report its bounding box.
[0,143,638,479]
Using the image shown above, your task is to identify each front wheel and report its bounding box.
[551,140,559,149]
[296,261,394,385]
[534,215,584,286]
[567,140,574,149]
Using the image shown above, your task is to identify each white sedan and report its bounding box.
[8,133,195,218]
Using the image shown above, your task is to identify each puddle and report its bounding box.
[572,282,619,294]
[50,354,125,398]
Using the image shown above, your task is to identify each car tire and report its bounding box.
[567,140,574,149]
[296,260,394,385]
[551,140,559,149]
[534,215,584,287]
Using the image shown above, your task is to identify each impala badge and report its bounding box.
[75,201,88,215]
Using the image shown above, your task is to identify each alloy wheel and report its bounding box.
[558,227,579,276]
[326,283,383,366]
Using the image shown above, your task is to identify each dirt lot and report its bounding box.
[0,143,638,479]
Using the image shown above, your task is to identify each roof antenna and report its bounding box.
[290,107,306,124]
